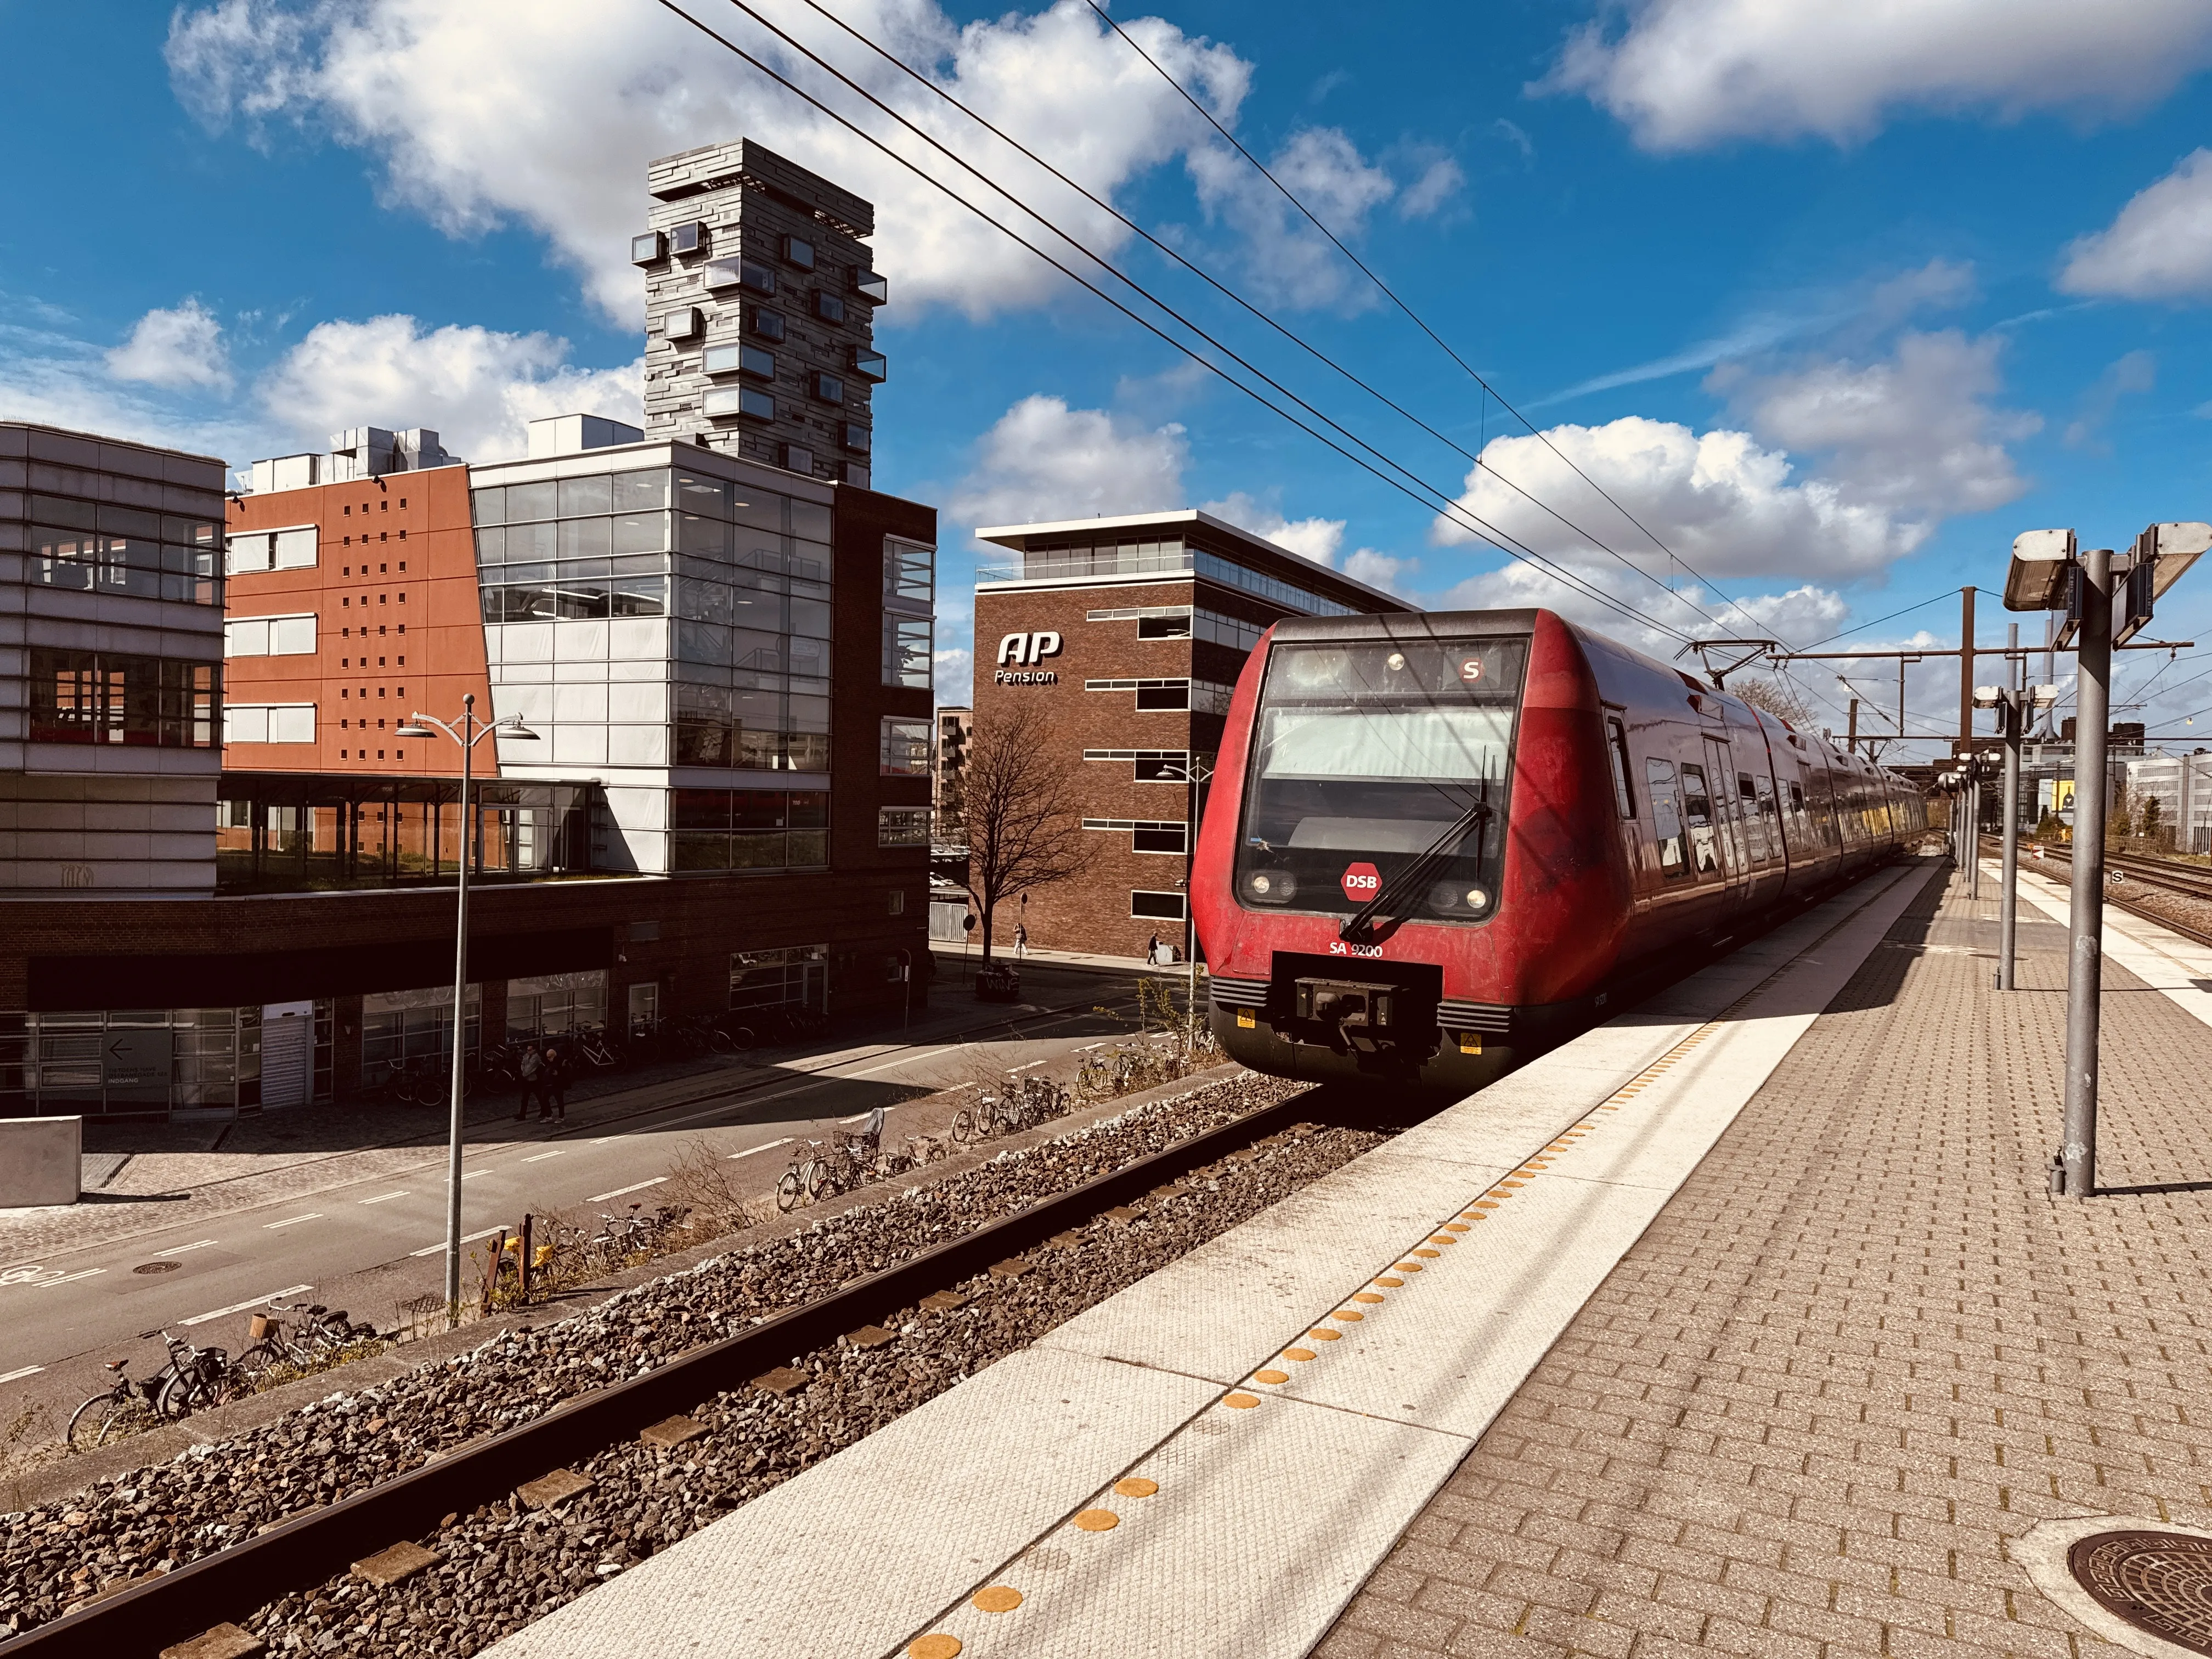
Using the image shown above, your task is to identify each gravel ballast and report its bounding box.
[1,1071,1378,1646]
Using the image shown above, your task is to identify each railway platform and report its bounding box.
[458,843,2212,1659]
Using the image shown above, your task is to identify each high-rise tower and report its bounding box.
[636,139,885,489]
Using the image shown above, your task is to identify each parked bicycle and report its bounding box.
[567,1024,623,1070]
[69,1328,241,1448]
[234,1296,374,1383]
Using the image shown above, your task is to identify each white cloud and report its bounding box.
[1397,154,1465,219]
[1203,490,1416,594]
[1717,330,2038,518]
[1435,416,1923,584]
[934,645,973,707]
[106,300,233,392]
[257,314,641,460]
[1188,126,1400,309]
[167,0,1257,324]
[948,394,1187,530]
[1545,0,2212,150]
[2064,349,2157,450]
[2058,149,2212,301]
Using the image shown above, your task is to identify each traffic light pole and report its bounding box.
[2061,547,2112,1200]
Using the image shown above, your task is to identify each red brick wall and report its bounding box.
[224,466,495,778]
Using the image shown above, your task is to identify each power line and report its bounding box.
[649,0,1701,643]
[1792,587,1965,653]
[777,0,1734,639]
[1078,0,1784,645]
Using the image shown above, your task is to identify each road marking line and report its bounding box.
[409,1227,508,1258]
[262,1213,323,1229]
[357,1191,410,1205]
[156,1239,221,1255]
[460,1171,492,1181]
[589,1177,668,1203]
[36,1268,106,1290]
[726,1137,795,1161]
[522,1150,566,1162]
[0,1366,43,1384]
[181,1285,313,1326]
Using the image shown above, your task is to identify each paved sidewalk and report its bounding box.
[0,962,1140,1263]
[1322,865,2212,1659]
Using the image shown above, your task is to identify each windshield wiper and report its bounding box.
[1339,800,1492,945]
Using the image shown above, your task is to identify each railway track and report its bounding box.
[1983,839,2212,947]
[2,1074,1349,1659]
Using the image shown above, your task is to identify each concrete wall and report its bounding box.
[0,1115,80,1206]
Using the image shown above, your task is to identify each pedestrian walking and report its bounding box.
[541,1039,570,1122]
[1146,932,1162,965]
[1013,922,1028,961]
[514,1043,544,1122]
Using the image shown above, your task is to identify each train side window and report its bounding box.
[1644,758,1685,874]
[1679,764,1719,873]
[1788,781,1805,814]
[1606,715,1634,817]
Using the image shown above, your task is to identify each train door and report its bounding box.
[1678,759,1722,878]
[1702,736,1750,897]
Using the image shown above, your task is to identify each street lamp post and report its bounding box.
[395,693,538,1318]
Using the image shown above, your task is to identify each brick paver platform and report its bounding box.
[1323,868,2212,1659]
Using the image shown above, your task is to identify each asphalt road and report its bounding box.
[0,974,1144,1434]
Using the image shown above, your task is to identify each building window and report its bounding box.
[703,387,775,421]
[630,230,665,265]
[879,806,932,847]
[853,268,889,304]
[883,616,933,689]
[1137,682,1188,712]
[1082,748,1192,781]
[851,348,887,383]
[730,943,828,1013]
[784,235,815,270]
[224,613,317,657]
[661,306,703,341]
[749,307,786,341]
[1131,890,1187,921]
[1084,819,1189,854]
[669,220,707,256]
[703,342,775,379]
[31,648,221,748]
[881,718,932,777]
[812,372,844,405]
[843,422,871,454]
[224,523,316,575]
[223,702,315,745]
[669,789,828,873]
[814,290,844,323]
[1137,613,1192,639]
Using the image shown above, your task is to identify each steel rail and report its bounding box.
[3,1086,1321,1658]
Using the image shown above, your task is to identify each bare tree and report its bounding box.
[1730,674,1816,729]
[960,701,1093,961]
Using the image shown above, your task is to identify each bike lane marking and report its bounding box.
[156,1239,222,1255]
[357,1191,411,1205]
[726,1137,795,1162]
[588,1177,669,1203]
[410,1227,508,1259]
[522,1150,567,1163]
[36,1268,106,1290]
[262,1212,324,1229]
[0,1365,43,1383]
[180,1284,314,1326]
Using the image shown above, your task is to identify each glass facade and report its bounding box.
[0,1007,284,1117]
[669,787,828,872]
[30,648,220,748]
[977,535,1358,617]
[28,499,223,605]
[360,984,481,1087]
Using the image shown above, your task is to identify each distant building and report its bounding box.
[933,705,971,836]
[968,509,1411,961]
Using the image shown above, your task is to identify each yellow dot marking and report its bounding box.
[1074,1509,1120,1532]
[911,1638,962,1659]
[1309,1328,1343,1341]
[1115,1477,1159,1498]
[1486,1189,1512,1198]
[1500,1180,1525,1188]
[1428,1236,1458,1246]
[1254,1369,1289,1384]
[1353,1291,1386,1304]
[1396,1262,1425,1272]
[1444,1223,1471,1232]
[1330,1309,1365,1322]
[1474,1201,1500,1210]
[1284,1347,1317,1362]
[1375,1275,1404,1288]
[1465,1212,1489,1220]
[1413,1248,1440,1259]
[1224,1393,1260,1409]
[973,1587,1024,1613]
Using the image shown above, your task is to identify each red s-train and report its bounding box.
[1192,607,1913,1096]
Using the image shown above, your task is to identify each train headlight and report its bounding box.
[1386,651,1407,672]
[1246,868,1296,903]
[1429,881,1492,915]
[1464,886,1489,911]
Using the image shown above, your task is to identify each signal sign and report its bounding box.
[1460,658,1483,682]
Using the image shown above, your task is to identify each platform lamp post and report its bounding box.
[1974,649,2059,993]
[2005,521,2208,1198]
[395,694,540,1318]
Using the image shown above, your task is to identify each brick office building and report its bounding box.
[968,510,1408,961]
[0,140,939,1122]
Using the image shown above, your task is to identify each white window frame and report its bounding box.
[1130,890,1188,921]
[225,523,318,575]
[224,702,316,744]
[878,806,933,847]
[224,612,318,658]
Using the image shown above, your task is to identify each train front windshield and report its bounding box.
[1234,636,1526,923]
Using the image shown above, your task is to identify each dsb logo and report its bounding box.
[996,630,1064,667]
[1340,861,1381,901]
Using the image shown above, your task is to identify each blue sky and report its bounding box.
[10,0,2212,753]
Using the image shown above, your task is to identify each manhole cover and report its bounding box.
[131,1261,180,1276]
[2070,1531,2212,1655]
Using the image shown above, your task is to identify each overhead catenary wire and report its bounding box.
[771,0,1739,640]
[647,0,1702,644]
[1077,0,1785,646]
